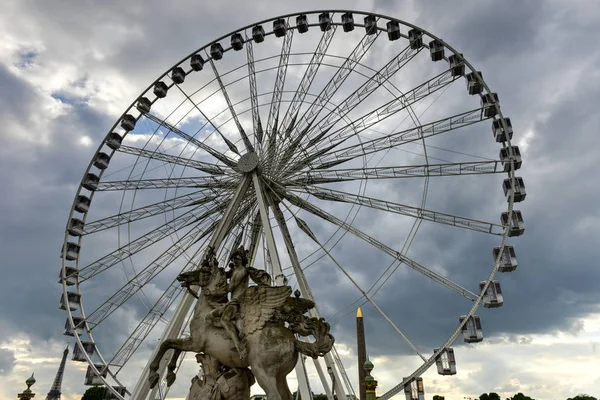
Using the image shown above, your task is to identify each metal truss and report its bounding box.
[86,196,255,329]
[79,199,229,281]
[274,184,478,300]
[294,160,505,184]
[208,56,254,153]
[298,185,505,235]
[308,108,490,169]
[82,190,221,235]
[95,176,236,191]
[144,112,238,168]
[117,145,229,175]
[275,30,381,168]
[245,36,263,145]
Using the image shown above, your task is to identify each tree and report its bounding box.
[481,392,501,400]
[433,396,445,400]
[81,386,107,400]
[567,395,597,400]
[508,393,535,400]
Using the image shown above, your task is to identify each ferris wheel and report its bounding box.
[59,10,525,400]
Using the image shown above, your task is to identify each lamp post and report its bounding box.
[17,373,36,400]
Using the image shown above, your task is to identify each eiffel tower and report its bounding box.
[45,345,68,400]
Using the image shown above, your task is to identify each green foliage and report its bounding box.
[81,386,107,400]
[507,393,535,400]
[433,396,445,400]
[567,395,597,400]
[480,393,501,400]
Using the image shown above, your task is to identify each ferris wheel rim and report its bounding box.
[59,9,521,399]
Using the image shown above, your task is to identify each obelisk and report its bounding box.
[356,307,367,400]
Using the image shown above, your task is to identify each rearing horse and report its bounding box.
[148,255,333,400]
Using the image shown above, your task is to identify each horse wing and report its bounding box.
[238,286,292,335]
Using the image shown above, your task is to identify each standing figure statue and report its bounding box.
[207,246,271,359]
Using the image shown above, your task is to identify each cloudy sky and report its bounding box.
[1,1,600,400]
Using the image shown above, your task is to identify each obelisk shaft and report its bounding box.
[356,307,366,400]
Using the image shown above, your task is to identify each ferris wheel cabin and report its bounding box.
[63,316,85,337]
[59,292,81,311]
[459,315,483,343]
[61,242,80,261]
[408,28,423,49]
[191,53,205,70]
[434,348,457,375]
[386,20,401,41]
[342,12,355,32]
[319,12,332,31]
[84,364,108,386]
[231,33,244,51]
[493,117,513,143]
[296,15,309,33]
[72,341,96,362]
[273,18,287,37]
[404,377,425,400]
[494,245,518,272]
[58,266,78,286]
[503,177,527,202]
[210,43,224,60]
[479,281,504,308]
[136,97,151,114]
[501,210,525,237]
[364,14,377,35]
[448,53,465,77]
[500,146,522,172]
[171,66,186,84]
[465,71,483,95]
[153,81,168,98]
[429,39,444,61]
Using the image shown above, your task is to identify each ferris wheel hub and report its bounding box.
[237,152,260,173]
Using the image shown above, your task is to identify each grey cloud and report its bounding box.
[1,0,600,397]
[0,348,16,376]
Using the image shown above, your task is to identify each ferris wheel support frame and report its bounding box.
[131,176,252,399]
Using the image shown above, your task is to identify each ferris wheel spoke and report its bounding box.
[293,160,505,184]
[116,144,231,176]
[173,83,244,157]
[94,176,237,191]
[83,189,223,235]
[281,42,422,172]
[265,20,294,168]
[295,185,504,235]
[78,199,229,281]
[109,278,184,370]
[287,69,458,172]
[85,197,256,329]
[246,210,262,265]
[279,29,381,168]
[143,111,238,169]
[293,213,427,361]
[85,219,220,329]
[206,55,254,153]
[280,24,338,143]
[245,36,264,146]
[270,183,478,300]
[304,108,491,170]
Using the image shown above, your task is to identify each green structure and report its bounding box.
[17,373,36,400]
[363,359,378,400]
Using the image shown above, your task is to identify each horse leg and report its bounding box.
[148,337,196,388]
[165,349,182,387]
[252,366,283,400]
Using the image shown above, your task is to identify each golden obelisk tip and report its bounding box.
[357,307,362,318]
